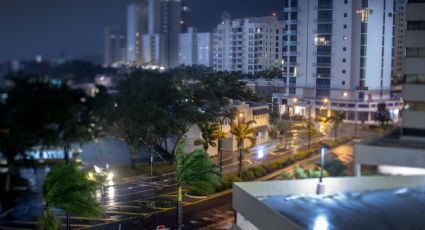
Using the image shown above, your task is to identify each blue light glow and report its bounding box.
[257,147,264,159]
[313,214,329,230]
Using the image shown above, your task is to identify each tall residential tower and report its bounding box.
[274,0,401,123]
[126,2,148,65]
[213,16,284,74]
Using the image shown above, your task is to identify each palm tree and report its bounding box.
[230,120,257,179]
[175,141,221,230]
[325,111,346,140]
[38,162,103,230]
[215,108,236,173]
[194,122,226,152]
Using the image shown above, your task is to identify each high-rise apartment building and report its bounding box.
[393,0,407,82]
[160,0,182,68]
[181,2,190,33]
[213,16,284,74]
[104,28,126,67]
[354,0,425,177]
[127,2,148,65]
[275,0,401,123]
[403,0,425,137]
[178,27,213,67]
[130,0,182,68]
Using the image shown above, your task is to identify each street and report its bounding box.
[0,122,373,229]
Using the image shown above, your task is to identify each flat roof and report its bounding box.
[233,176,425,230]
[260,186,425,230]
[365,132,425,149]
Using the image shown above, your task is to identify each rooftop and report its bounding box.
[260,186,425,230]
[366,132,425,149]
[233,176,425,230]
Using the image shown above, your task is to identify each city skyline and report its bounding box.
[0,0,282,62]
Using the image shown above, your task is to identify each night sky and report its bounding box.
[0,0,282,63]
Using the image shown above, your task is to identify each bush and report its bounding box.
[221,174,241,190]
[264,162,280,173]
[292,150,314,161]
[336,136,352,144]
[242,170,256,181]
[320,139,338,148]
[252,166,267,178]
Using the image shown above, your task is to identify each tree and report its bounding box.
[38,162,103,230]
[375,103,391,127]
[214,107,237,173]
[230,120,257,179]
[175,141,221,230]
[194,122,226,152]
[325,111,346,140]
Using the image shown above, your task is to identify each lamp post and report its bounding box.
[316,145,327,195]
[307,101,312,151]
[238,112,244,178]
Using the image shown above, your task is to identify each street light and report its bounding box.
[316,145,327,195]
[323,97,329,104]
[238,112,244,126]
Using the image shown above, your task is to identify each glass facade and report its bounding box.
[315,0,333,98]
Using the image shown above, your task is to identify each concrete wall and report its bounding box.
[355,142,425,176]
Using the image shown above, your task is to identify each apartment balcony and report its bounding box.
[312,73,331,78]
[283,41,299,46]
[283,30,298,35]
[282,19,299,24]
[286,62,299,66]
[313,18,333,23]
[402,84,425,101]
[313,62,332,67]
[283,51,299,56]
[283,7,299,12]
[313,51,332,56]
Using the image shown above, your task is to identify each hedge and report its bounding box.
[197,136,353,194]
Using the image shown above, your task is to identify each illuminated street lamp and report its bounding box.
[323,97,329,104]
[238,112,244,126]
[316,145,327,195]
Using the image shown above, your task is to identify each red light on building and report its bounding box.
[272,12,277,17]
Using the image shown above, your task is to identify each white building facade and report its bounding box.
[178,28,213,67]
[213,16,284,74]
[393,0,407,81]
[126,2,148,66]
[403,0,425,136]
[275,0,401,123]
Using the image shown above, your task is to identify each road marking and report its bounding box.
[0,226,32,230]
[245,159,254,165]
[9,221,36,225]
[57,216,117,222]
[105,211,140,215]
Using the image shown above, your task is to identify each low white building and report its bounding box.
[184,100,270,156]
